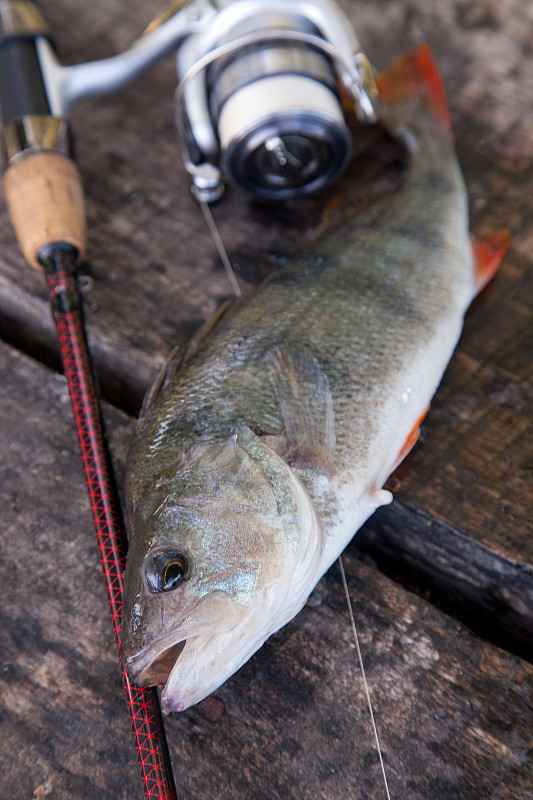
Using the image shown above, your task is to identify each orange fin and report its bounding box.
[472,230,510,291]
[377,44,452,133]
[392,406,430,472]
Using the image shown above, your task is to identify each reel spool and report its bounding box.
[206,13,352,200]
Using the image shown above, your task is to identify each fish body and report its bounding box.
[120,46,504,711]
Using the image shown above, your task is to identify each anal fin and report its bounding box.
[472,231,510,292]
[391,405,430,472]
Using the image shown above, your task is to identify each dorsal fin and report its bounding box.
[139,300,232,420]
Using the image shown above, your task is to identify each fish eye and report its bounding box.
[145,551,188,593]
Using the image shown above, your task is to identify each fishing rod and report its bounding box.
[0,0,382,796]
[0,4,177,798]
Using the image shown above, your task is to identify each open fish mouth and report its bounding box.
[123,590,247,710]
[134,639,187,687]
[124,626,194,688]
[127,627,251,712]
[124,585,302,711]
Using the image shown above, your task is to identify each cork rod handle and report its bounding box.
[3,151,87,269]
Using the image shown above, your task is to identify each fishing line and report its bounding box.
[338,555,392,800]
[199,199,242,298]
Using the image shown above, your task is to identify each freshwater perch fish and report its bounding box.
[120,45,508,712]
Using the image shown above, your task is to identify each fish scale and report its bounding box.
[120,46,506,712]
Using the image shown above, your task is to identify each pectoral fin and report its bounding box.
[264,347,336,476]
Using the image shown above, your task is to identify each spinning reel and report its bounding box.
[1,0,379,202]
[173,0,379,200]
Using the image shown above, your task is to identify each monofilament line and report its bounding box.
[338,555,392,800]
[200,200,242,298]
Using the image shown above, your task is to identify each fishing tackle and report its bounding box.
[0,0,378,203]
[0,2,378,796]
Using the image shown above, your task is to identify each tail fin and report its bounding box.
[377,44,452,134]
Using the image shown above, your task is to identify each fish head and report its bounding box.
[120,427,322,711]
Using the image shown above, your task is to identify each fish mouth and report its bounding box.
[124,590,244,709]
[134,640,187,686]
[124,586,291,712]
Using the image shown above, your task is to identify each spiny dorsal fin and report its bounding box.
[139,300,233,421]
[264,346,336,477]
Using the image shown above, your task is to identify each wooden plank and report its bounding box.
[355,501,533,662]
[0,340,531,800]
[0,342,137,798]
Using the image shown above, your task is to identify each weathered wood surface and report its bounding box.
[0,0,532,797]
[0,0,531,658]
[1,340,532,799]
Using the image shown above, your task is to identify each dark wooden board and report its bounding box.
[1,340,532,800]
